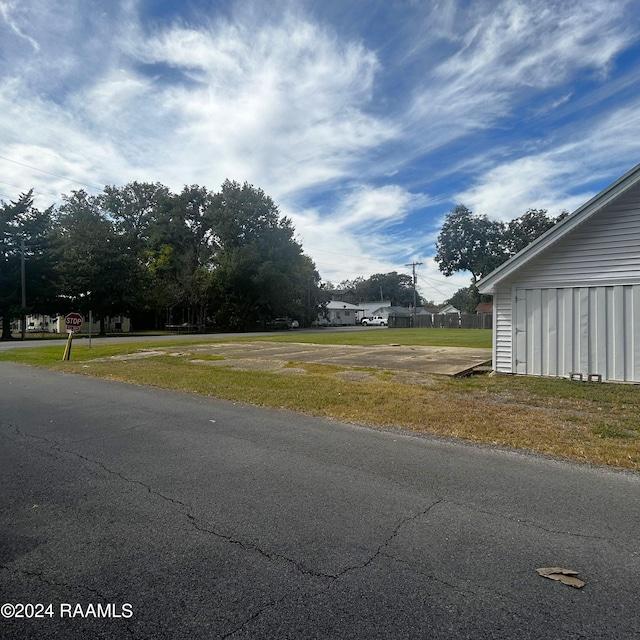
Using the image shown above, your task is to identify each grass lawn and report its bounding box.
[1,329,638,472]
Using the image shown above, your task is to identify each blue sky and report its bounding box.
[1,0,640,302]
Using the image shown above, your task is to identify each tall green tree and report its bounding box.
[145,185,216,328]
[355,272,419,307]
[53,190,141,333]
[435,205,507,285]
[436,205,568,310]
[100,181,171,251]
[208,180,320,330]
[0,191,58,339]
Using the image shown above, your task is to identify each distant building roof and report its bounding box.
[387,306,411,316]
[326,300,362,311]
[475,302,493,314]
[439,304,460,314]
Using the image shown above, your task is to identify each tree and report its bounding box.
[208,180,320,330]
[0,192,58,339]
[53,190,142,334]
[445,286,487,314]
[435,205,507,285]
[144,185,216,329]
[359,272,419,306]
[336,272,421,307]
[504,208,568,255]
[99,181,171,252]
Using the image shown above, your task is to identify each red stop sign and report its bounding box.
[65,312,84,332]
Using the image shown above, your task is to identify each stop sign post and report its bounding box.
[62,312,83,361]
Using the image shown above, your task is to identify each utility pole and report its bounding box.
[21,237,26,340]
[405,262,422,327]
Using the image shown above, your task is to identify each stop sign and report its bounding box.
[65,312,83,332]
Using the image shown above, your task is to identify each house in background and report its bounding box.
[319,301,362,326]
[422,305,441,315]
[14,314,131,333]
[475,301,493,315]
[368,305,397,320]
[439,304,460,314]
[359,300,392,318]
[478,162,640,383]
[23,314,54,332]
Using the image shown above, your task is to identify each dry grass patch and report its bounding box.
[56,353,640,471]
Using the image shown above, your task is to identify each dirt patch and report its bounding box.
[336,370,378,383]
[90,341,491,377]
[91,349,167,362]
[189,357,289,371]
[176,341,491,376]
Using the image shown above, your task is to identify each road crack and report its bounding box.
[444,498,637,555]
[0,564,114,600]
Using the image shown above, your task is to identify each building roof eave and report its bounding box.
[477,162,640,294]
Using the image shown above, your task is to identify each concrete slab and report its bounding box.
[180,342,492,376]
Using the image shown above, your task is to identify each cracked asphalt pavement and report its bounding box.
[1,362,639,639]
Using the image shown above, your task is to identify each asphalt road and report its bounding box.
[0,326,377,351]
[1,362,639,639]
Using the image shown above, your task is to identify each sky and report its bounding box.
[1,0,640,303]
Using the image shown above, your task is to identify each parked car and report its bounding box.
[361,316,387,326]
[267,317,294,330]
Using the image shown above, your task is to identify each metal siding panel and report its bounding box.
[594,287,607,378]
[633,285,640,382]
[515,289,527,374]
[572,288,581,373]
[606,287,615,379]
[579,288,589,374]
[560,289,573,377]
[613,286,626,381]
[529,289,543,375]
[546,289,558,376]
[540,289,548,375]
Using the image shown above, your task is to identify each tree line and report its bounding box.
[1,180,324,338]
[2,180,569,338]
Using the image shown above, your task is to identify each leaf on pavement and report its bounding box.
[536,567,585,589]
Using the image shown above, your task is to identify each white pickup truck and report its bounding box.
[361,316,387,326]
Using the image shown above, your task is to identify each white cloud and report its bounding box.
[0,0,39,51]
[0,4,396,201]
[456,102,640,221]
[403,0,636,153]
[113,14,396,197]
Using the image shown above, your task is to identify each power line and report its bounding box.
[0,154,104,193]
[0,180,63,203]
[416,274,450,300]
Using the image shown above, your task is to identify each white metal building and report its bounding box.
[478,163,640,383]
